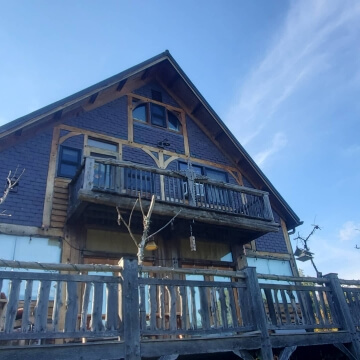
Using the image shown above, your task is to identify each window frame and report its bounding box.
[57,145,82,178]
[178,162,229,183]
[131,97,183,133]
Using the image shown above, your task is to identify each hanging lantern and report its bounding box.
[145,238,158,251]
[190,235,196,251]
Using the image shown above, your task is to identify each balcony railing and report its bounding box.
[69,158,274,222]
[1,259,360,359]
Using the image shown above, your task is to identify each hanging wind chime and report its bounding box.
[189,221,196,251]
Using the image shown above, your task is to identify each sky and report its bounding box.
[0,0,359,279]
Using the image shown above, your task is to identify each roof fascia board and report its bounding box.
[0,52,170,139]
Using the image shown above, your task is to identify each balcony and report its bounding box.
[68,158,279,237]
[0,259,359,359]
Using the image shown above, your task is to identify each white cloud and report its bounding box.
[339,221,360,242]
[226,0,360,146]
[254,132,287,166]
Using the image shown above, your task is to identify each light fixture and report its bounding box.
[145,240,158,251]
[157,138,170,149]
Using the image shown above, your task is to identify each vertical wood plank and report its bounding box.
[34,280,51,332]
[190,286,197,329]
[139,284,147,332]
[80,282,91,332]
[218,287,228,328]
[52,280,63,332]
[65,281,78,332]
[168,285,177,331]
[21,280,33,332]
[311,290,323,326]
[228,287,238,328]
[264,288,277,326]
[149,285,157,331]
[91,282,104,332]
[179,285,187,330]
[5,279,21,333]
[119,258,141,360]
[243,267,273,360]
[318,290,330,325]
[199,286,210,330]
[159,285,166,330]
[210,287,218,328]
[280,290,291,325]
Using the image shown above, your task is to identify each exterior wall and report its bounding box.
[133,122,185,154]
[0,128,53,227]
[64,96,128,139]
[186,116,233,166]
[255,211,288,253]
[0,80,294,262]
[133,82,179,107]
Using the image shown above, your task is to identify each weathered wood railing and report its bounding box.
[0,262,123,342]
[69,157,274,221]
[1,259,360,359]
[256,274,341,331]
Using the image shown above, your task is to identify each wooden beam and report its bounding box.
[76,189,279,235]
[89,92,98,104]
[233,350,254,360]
[279,346,297,360]
[0,223,63,238]
[167,74,179,89]
[141,68,150,81]
[333,343,357,360]
[116,79,127,92]
[42,126,61,229]
[53,110,63,120]
[191,102,202,116]
[159,355,179,360]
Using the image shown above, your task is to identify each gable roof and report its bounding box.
[0,51,302,229]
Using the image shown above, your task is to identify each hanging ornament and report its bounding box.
[189,222,196,251]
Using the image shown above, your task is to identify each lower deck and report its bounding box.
[1,259,359,360]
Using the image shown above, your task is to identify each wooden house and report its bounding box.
[0,51,359,360]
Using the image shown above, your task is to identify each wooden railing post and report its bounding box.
[119,257,141,360]
[263,194,274,221]
[243,267,273,360]
[83,157,95,190]
[324,273,360,358]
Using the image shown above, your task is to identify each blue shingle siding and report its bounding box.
[255,211,288,253]
[242,176,253,188]
[133,82,179,108]
[133,122,185,154]
[61,134,84,149]
[122,145,157,167]
[0,128,53,227]
[186,116,232,166]
[64,97,128,139]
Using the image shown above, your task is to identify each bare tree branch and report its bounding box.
[0,167,25,206]
[146,209,182,241]
[116,206,139,248]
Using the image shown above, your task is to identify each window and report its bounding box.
[132,99,182,132]
[58,146,81,178]
[87,138,118,152]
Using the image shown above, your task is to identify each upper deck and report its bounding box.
[67,157,279,242]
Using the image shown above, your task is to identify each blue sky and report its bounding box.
[1,0,359,279]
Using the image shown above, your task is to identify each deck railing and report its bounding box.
[69,158,274,221]
[1,259,360,357]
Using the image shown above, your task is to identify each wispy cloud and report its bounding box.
[226,0,360,165]
[339,221,360,242]
[254,132,287,166]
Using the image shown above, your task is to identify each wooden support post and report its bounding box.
[233,349,254,359]
[243,267,273,360]
[83,158,95,190]
[262,194,274,222]
[119,257,141,360]
[324,273,360,359]
[279,346,297,360]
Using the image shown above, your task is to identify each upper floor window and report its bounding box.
[57,146,82,178]
[132,99,182,133]
[179,162,228,182]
